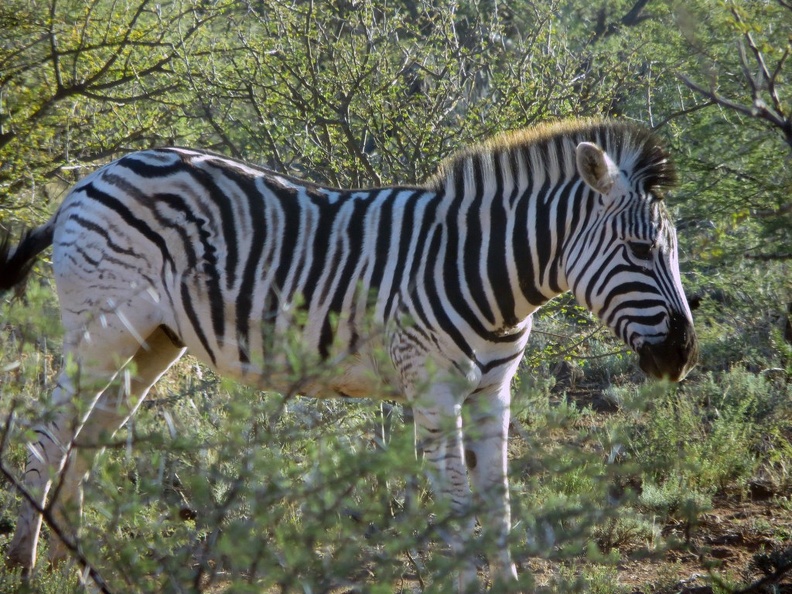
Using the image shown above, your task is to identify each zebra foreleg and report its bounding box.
[413,392,479,593]
[464,387,518,587]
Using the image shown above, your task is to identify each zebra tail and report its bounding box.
[0,221,55,296]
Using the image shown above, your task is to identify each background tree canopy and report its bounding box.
[1,0,790,592]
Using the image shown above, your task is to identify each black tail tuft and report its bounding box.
[0,224,55,296]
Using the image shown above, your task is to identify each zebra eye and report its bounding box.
[627,241,653,261]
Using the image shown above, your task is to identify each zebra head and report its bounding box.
[564,138,698,381]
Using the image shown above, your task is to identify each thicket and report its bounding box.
[1,0,790,592]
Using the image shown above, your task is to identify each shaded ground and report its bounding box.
[621,496,791,592]
[531,381,792,594]
[516,492,792,593]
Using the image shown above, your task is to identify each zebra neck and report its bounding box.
[430,165,581,331]
[508,175,578,322]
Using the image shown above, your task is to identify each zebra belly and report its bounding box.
[198,343,394,400]
[167,295,395,400]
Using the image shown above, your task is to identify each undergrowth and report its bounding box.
[1,262,790,592]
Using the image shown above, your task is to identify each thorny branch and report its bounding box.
[729,551,792,593]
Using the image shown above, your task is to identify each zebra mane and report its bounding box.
[424,119,677,196]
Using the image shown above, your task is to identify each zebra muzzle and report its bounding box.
[637,311,698,382]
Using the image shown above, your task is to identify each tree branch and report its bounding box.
[677,73,792,151]
[731,7,787,118]
[744,252,792,261]
[750,203,792,218]
[591,0,653,43]
[651,99,716,130]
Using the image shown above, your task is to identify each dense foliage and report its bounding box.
[1,0,790,592]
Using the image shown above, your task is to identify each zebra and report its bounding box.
[0,119,697,591]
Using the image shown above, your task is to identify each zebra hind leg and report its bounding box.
[6,321,184,573]
[46,325,186,566]
[5,370,79,574]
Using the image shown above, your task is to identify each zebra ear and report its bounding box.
[576,142,619,196]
